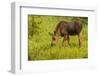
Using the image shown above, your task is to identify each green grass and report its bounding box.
[28,15,88,60]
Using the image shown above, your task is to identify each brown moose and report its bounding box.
[49,21,83,47]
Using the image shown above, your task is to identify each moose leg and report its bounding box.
[67,35,70,45]
[78,32,82,47]
[62,35,69,47]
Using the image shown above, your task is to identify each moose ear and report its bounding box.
[48,32,53,36]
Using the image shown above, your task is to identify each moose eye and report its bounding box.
[52,37,56,40]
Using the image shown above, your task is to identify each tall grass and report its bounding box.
[28,15,88,60]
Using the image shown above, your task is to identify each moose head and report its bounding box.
[49,32,59,46]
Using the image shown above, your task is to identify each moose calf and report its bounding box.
[49,21,83,47]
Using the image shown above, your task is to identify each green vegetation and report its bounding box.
[28,15,88,60]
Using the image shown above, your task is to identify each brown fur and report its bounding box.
[51,21,83,47]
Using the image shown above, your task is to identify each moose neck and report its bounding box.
[54,28,60,36]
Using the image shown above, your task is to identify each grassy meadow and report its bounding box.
[28,15,88,60]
